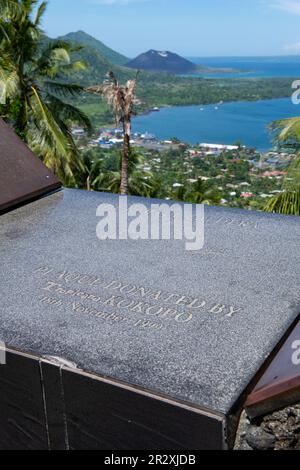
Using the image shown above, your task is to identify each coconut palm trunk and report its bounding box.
[15,88,28,137]
[121,118,131,195]
[86,71,139,196]
[86,175,91,192]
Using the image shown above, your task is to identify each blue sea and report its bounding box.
[132,56,300,151]
[133,98,300,151]
[187,56,300,79]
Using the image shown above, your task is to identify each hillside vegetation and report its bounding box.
[53,32,294,127]
[59,31,129,66]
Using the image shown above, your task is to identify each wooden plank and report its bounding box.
[246,319,300,418]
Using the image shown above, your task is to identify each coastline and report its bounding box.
[136,94,293,118]
[132,97,299,151]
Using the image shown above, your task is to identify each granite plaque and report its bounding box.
[0,189,300,449]
[0,118,61,213]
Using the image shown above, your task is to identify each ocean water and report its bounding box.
[186,56,300,79]
[133,98,300,151]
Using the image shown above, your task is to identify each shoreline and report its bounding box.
[132,96,298,151]
[136,95,293,118]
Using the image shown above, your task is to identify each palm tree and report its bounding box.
[85,71,139,195]
[94,149,154,197]
[0,0,91,184]
[74,150,104,191]
[0,0,22,17]
[264,117,300,216]
[264,186,300,216]
[170,179,221,205]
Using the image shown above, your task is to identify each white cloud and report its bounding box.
[271,0,300,14]
[284,41,300,52]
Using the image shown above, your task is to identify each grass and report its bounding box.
[79,101,114,129]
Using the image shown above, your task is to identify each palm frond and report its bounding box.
[29,86,70,157]
[43,81,83,97]
[55,60,86,75]
[46,94,92,133]
[34,1,47,26]
[39,61,86,79]
[0,0,86,185]
[85,85,104,94]
[86,71,139,128]
[282,153,300,189]
[36,44,71,76]
[94,171,121,194]
[0,54,19,103]
[28,86,83,183]
[265,116,300,215]
[269,117,300,144]
[35,40,82,74]
[264,187,300,216]
[0,0,22,18]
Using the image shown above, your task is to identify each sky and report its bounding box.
[43,0,300,58]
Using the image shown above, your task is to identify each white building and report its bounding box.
[199,143,240,152]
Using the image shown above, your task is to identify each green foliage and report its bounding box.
[269,117,300,146]
[264,117,300,215]
[135,76,291,108]
[0,9,296,206]
[264,187,300,216]
[170,179,222,205]
[0,0,22,16]
[0,0,91,184]
[79,75,292,127]
[60,31,129,66]
[43,31,293,126]
[77,147,156,197]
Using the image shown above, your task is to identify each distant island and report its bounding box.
[126,49,242,75]
[195,66,242,75]
[49,31,293,127]
[126,49,198,74]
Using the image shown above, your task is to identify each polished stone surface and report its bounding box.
[0,189,300,416]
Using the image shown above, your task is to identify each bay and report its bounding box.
[133,98,300,151]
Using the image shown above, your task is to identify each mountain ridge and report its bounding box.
[43,31,292,128]
[58,30,129,66]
